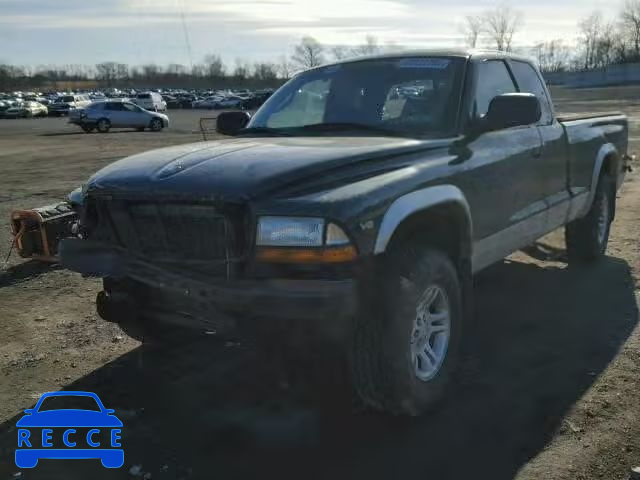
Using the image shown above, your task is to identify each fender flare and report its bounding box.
[373,185,473,254]
[580,143,618,217]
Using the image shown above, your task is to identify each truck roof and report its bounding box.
[313,48,536,70]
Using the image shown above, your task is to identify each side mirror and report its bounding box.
[216,111,251,136]
[483,93,541,131]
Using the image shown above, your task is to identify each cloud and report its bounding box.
[0,0,616,65]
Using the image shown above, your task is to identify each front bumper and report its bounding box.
[60,238,357,338]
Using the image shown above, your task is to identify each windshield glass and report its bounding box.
[60,95,75,103]
[37,395,101,412]
[249,57,465,137]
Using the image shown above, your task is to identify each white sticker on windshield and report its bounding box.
[397,58,451,69]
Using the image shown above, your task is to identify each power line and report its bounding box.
[177,0,194,70]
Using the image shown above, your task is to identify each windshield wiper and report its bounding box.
[294,122,403,136]
[237,126,291,136]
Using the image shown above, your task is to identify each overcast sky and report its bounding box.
[0,0,617,67]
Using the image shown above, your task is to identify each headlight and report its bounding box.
[255,216,357,263]
[257,216,324,247]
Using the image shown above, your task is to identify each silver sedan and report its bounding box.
[69,100,169,133]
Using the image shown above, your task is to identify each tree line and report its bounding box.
[463,0,640,73]
[5,0,640,91]
[0,36,383,91]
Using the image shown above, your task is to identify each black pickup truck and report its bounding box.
[62,50,629,415]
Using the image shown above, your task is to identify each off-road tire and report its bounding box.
[565,172,615,263]
[96,118,111,133]
[351,246,463,416]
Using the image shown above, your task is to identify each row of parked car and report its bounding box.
[0,87,275,119]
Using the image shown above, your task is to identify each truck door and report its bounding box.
[508,60,570,232]
[459,59,546,271]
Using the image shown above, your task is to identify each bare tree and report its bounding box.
[291,36,325,69]
[461,15,483,48]
[532,40,570,73]
[330,45,351,61]
[620,0,640,60]
[166,63,186,76]
[253,62,278,82]
[353,35,380,56]
[277,56,294,80]
[483,4,522,52]
[95,62,120,86]
[593,22,618,68]
[141,64,160,81]
[203,54,225,79]
[579,12,603,70]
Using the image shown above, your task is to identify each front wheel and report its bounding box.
[565,172,615,263]
[149,118,163,132]
[351,246,463,415]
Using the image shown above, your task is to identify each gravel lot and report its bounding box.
[0,90,640,480]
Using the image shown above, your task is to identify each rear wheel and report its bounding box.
[96,118,111,133]
[565,172,615,263]
[351,245,463,415]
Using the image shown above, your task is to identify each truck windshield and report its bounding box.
[249,57,465,137]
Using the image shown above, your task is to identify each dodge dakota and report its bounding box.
[61,50,629,415]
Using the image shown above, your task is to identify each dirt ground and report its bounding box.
[0,89,640,480]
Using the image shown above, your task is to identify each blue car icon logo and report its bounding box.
[15,391,124,469]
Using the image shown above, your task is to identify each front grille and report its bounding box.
[86,198,241,267]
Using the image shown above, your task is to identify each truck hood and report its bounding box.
[86,136,451,200]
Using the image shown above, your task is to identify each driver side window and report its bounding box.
[473,60,516,118]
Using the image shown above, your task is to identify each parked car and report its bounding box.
[68,100,169,133]
[214,96,244,109]
[192,96,222,109]
[4,101,48,118]
[132,92,167,112]
[240,92,273,110]
[162,95,180,109]
[62,50,630,416]
[49,94,91,116]
[176,94,197,108]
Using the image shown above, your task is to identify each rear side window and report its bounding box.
[473,60,516,118]
[510,61,553,125]
[106,102,125,111]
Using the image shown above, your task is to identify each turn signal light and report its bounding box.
[255,245,358,264]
